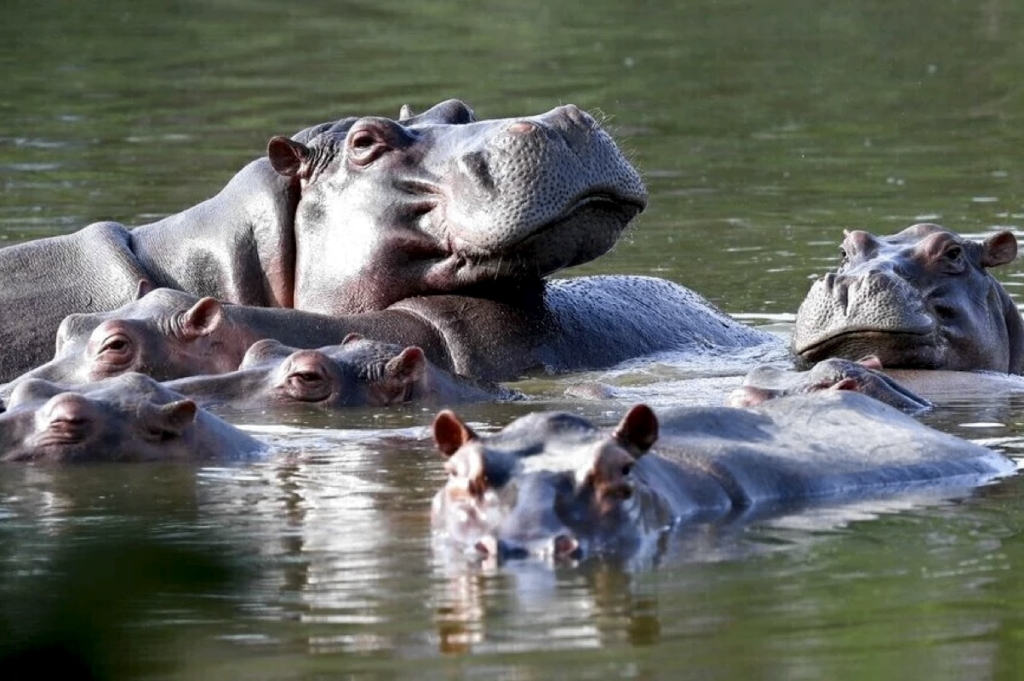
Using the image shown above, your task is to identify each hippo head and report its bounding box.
[5,287,262,392]
[267,99,648,314]
[728,357,932,413]
[0,374,203,463]
[234,334,431,408]
[430,405,673,562]
[792,224,1024,373]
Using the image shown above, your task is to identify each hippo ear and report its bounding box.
[433,409,477,458]
[182,297,224,339]
[155,399,198,435]
[267,136,313,179]
[341,332,364,345]
[385,347,427,384]
[135,279,154,300]
[612,404,659,457]
[399,104,416,121]
[981,231,1018,268]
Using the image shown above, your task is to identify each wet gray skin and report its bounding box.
[165,335,516,412]
[0,99,647,381]
[430,393,1013,562]
[0,373,265,463]
[728,356,933,413]
[792,224,1024,372]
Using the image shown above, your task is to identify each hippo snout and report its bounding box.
[38,393,96,443]
[475,532,582,561]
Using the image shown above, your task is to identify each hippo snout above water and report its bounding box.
[430,393,1014,562]
[0,373,265,463]
[271,99,648,314]
[792,224,1024,373]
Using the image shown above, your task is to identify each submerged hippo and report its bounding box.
[728,356,932,412]
[0,100,647,381]
[430,393,1013,561]
[165,335,516,412]
[0,373,265,463]
[6,278,775,390]
[792,224,1023,372]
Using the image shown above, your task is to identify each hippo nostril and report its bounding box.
[561,104,596,129]
[457,151,495,193]
[552,534,580,558]
[474,536,500,557]
[506,120,540,135]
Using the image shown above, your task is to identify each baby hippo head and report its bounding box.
[0,374,201,463]
[239,334,431,408]
[430,404,673,562]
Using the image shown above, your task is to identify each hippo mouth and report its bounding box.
[448,192,645,280]
[796,328,938,368]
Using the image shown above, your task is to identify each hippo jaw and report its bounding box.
[272,100,648,315]
[792,225,1023,373]
[430,405,672,563]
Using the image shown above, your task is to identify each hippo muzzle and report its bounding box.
[430,407,672,563]
[792,224,1024,373]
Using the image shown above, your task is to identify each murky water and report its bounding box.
[5,1,1024,678]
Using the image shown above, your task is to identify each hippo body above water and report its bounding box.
[0,373,265,463]
[0,100,656,381]
[430,392,1014,561]
[793,224,1024,373]
[5,279,776,389]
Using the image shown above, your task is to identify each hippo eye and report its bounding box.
[97,335,133,362]
[347,128,386,165]
[944,245,962,262]
[621,462,633,476]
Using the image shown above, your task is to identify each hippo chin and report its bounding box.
[0,100,646,381]
[792,224,1024,373]
[430,393,1013,562]
[0,373,265,463]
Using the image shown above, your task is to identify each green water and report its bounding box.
[5,1,1024,679]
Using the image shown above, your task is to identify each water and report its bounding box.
[5,0,1024,678]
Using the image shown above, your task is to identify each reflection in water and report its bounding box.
[5,0,1024,677]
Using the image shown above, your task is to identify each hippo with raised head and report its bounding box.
[6,276,775,391]
[165,335,516,413]
[0,373,265,463]
[430,393,1013,561]
[0,100,648,381]
[792,224,1024,373]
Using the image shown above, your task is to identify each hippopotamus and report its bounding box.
[727,356,932,412]
[792,224,1024,373]
[164,335,516,412]
[0,100,646,381]
[0,373,265,463]
[429,392,1013,561]
[6,278,776,389]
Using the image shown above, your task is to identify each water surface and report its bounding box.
[4,1,1024,678]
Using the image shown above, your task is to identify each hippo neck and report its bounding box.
[128,158,299,308]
